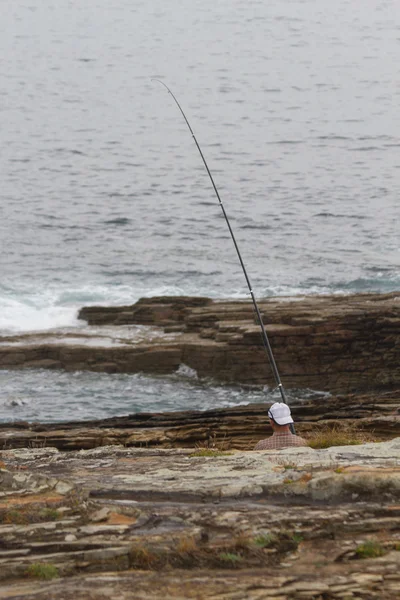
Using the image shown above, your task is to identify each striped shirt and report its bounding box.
[254,432,308,451]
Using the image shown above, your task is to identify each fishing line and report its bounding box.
[153,79,295,433]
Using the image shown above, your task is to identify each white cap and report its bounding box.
[268,402,294,426]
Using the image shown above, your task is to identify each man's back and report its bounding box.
[254,432,308,451]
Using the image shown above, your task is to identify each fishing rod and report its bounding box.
[153,79,295,433]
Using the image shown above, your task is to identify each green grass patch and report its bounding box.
[25,563,59,580]
[39,508,60,521]
[282,463,297,470]
[218,552,241,565]
[291,533,304,545]
[1,507,61,525]
[254,533,276,548]
[189,449,232,458]
[355,540,386,559]
[2,509,29,525]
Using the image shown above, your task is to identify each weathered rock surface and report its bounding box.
[1,389,399,451]
[0,292,399,597]
[0,292,399,393]
[1,441,400,598]
[4,441,400,503]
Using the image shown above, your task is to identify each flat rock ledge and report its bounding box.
[0,292,398,393]
[1,440,400,599]
[1,389,400,451]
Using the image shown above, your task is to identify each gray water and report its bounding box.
[0,0,399,421]
[0,367,330,424]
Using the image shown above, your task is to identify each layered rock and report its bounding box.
[1,293,399,598]
[0,389,399,452]
[1,441,400,598]
[0,292,399,393]
[78,292,400,392]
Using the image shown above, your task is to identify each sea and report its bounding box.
[0,0,399,423]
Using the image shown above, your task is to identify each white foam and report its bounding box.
[0,282,137,334]
[0,275,392,335]
[0,279,215,334]
[2,396,30,407]
[0,295,80,334]
[0,280,211,334]
[176,364,198,379]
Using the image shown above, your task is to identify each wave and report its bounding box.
[316,135,352,141]
[313,212,368,220]
[267,140,303,145]
[330,276,400,293]
[0,282,218,334]
[0,396,30,408]
[103,218,132,226]
[0,292,81,334]
[0,271,398,335]
[259,273,400,298]
[240,223,272,230]
[0,283,135,334]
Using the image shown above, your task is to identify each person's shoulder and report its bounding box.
[253,438,272,450]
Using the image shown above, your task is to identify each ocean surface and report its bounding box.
[0,0,399,422]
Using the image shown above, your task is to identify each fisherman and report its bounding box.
[254,402,308,450]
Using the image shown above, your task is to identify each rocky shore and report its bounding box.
[0,388,400,452]
[1,292,400,598]
[1,392,400,598]
[0,292,398,393]
[1,438,400,599]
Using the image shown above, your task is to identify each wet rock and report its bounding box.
[0,389,399,452]
[0,292,398,393]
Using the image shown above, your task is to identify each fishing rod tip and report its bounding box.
[151,78,171,94]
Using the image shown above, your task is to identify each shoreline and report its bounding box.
[0,291,398,394]
[1,292,400,597]
[1,388,399,452]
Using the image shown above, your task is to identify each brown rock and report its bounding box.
[1,441,400,598]
[0,389,399,452]
[1,293,398,393]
